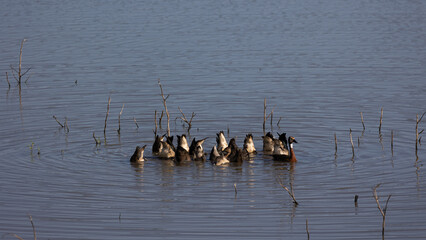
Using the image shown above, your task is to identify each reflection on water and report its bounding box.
[1,0,426,239]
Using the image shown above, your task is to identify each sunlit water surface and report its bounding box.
[1,0,426,239]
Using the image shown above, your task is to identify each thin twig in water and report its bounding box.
[64,117,69,133]
[178,106,196,134]
[117,103,124,134]
[234,183,237,196]
[158,79,170,136]
[360,112,365,130]
[53,115,64,128]
[334,133,337,155]
[349,129,355,157]
[416,112,426,152]
[306,219,310,240]
[28,214,37,240]
[6,72,11,88]
[379,108,383,133]
[153,110,158,135]
[276,177,298,205]
[93,132,101,145]
[133,117,139,128]
[373,184,392,239]
[277,117,282,128]
[104,96,111,137]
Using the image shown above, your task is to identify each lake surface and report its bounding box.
[1,0,426,239]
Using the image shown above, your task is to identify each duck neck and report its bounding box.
[289,143,297,162]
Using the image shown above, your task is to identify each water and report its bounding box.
[1,0,426,239]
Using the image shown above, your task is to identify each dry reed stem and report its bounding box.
[373,184,392,239]
[159,110,164,129]
[64,117,69,133]
[178,106,195,134]
[263,98,266,135]
[277,117,282,127]
[133,117,139,128]
[416,112,426,151]
[104,96,111,136]
[158,79,170,136]
[360,112,365,130]
[234,183,237,195]
[117,103,124,134]
[93,132,101,145]
[350,129,355,157]
[306,219,310,240]
[53,115,64,128]
[10,39,31,84]
[334,133,337,155]
[277,177,298,205]
[28,215,36,240]
[154,110,158,135]
[391,130,394,155]
[379,108,383,133]
[6,72,10,88]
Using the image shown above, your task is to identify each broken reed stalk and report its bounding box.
[391,130,394,155]
[153,110,158,135]
[158,79,170,136]
[28,214,37,240]
[159,110,164,129]
[178,106,196,134]
[93,132,101,145]
[117,103,124,134]
[360,112,365,130]
[349,129,355,157]
[270,110,274,130]
[334,133,338,155]
[6,72,10,88]
[133,117,139,128]
[10,39,31,84]
[277,178,298,205]
[277,117,282,128]
[104,96,111,136]
[306,219,310,240]
[64,117,69,133]
[263,98,267,135]
[373,184,391,239]
[416,112,426,152]
[53,115,64,128]
[234,183,237,195]
[379,108,383,133]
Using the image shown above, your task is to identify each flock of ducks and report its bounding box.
[130,131,297,165]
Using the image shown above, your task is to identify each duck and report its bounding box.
[190,137,207,161]
[272,136,298,162]
[216,131,228,152]
[157,136,176,159]
[210,145,220,163]
[215,151,231,166]
[223,138,243,163]
[175,134,191,163]
[130,145,147,162]
[243,133,257,154]
[262,132,275,152]
[152,134,163,155]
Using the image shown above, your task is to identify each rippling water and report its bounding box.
[1,0,426,239]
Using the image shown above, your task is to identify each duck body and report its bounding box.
[157,136,176,159]
[216,131,228,152]
[262,132,275,152]
[272,136,297,162]
[224,138,243,163]
[176,135,191,163]
[243,133,257,154]
[130,145,147,162]
[190,137,207,161]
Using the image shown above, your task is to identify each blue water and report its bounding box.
[1,0,426,239]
